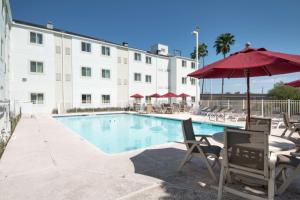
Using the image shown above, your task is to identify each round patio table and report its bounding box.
[212,132,295,152]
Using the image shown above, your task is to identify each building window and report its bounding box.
[65,47,71,55]
[145,96,151,104]
[55,46,61,54]
[82,94,91,104]
[31,93,44,104]
[182,77,187,84]
[182,60,187,67]
[145,75,152,83]
[30,32,43,44]
[81,42,91,52]
[101,46,110,56]
[102,69,110,79]
[146,56,152,64]
[102,95,110,104]
[191,62,196,69]
[134,73,141,81]
[134,52,141,61]
[123,58,128,64]
[81,67,91,77]
[191,96,195,102]
[30,61,43,73]
[191,78,196,85]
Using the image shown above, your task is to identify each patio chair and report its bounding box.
[246,117,272,134]
[275,151,300,195]
[208,107,227,121]
[218,128,277,200]
[227,109,247,122]
[281,113,300,138]
[177,118,221,182]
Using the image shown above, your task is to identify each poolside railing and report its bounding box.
[200,99,300,118]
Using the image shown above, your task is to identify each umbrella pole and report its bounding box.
[246,70,251,128]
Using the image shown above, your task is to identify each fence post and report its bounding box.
[288,99,291,117]
[242,99,245,109]
[261,99,264,117]
[227,99,230,109]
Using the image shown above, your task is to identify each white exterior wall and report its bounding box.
[0,0,11,101]
[8,20,196,113]
[128,50,169,105]
[170,57,197,104]
[72,38,118,108]
[9,25,56,114]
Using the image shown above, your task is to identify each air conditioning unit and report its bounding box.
[22,78,27,82]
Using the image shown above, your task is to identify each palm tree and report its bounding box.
[191,43,208,95]
[213,33,235,99]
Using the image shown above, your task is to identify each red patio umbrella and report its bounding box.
[149,93,161,98]
[188,45,300,125]
[130,94,144,98]
[161,92,178,98]
[177,93,190,97]
[285,79,300,87]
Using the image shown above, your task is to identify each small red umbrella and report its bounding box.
[285,79,300,87]
[149,93,161,98]
[188,45,300,124]
[177,93,190,97]
[130,94,144,98]
[161,92,178,98]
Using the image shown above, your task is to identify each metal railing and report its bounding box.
[200,99,300,118]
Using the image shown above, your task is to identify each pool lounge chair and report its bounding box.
[276,151,300,195]
[217,128,276,200]
[208,107,228,121]
[200,106,218,116]
[281,113,300,138]
[178,118,221,182]
[227,109,247,122]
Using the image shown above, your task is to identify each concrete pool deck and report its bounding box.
[0,113,300,200]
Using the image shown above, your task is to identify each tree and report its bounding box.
[268,82,300,100]
[213,33,235,99]
[191,43,208,96]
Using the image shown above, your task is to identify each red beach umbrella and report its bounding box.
[130,94,144,98]
[161,92,178,98]
[149,93,161,98]
[188,45,300,125]
[177,93,190,97]
[285,79,300,87]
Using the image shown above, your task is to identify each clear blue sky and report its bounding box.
[10,0,300,94]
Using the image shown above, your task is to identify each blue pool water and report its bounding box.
[56,114,225,154]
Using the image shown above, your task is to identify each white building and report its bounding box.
[7,19,197,114]
[0,0,12,135]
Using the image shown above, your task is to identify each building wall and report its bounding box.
[116,46,129,107]
[0,0,11,101]
[54,34,73,112]
[170,56,197,104]
[128,49,170,105]
[8,21,197,113]
[9,25,56,113]
[71,38,118,108]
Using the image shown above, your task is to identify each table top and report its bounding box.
[212,132,295,152]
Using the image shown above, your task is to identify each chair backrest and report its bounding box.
[246,117,272,134]
[181,118,196,149]
[283,112,291,127]
[223,128,269,178]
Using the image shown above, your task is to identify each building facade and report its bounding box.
[8,20,197,114]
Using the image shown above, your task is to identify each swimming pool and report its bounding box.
[56,114,225,154]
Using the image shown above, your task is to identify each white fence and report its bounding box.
[200,99,300,118]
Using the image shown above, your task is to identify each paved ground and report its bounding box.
[0,113,300,200]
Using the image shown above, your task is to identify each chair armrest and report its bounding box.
[269,152,277,170]
[184,140,203,145]
[195,134,212,137]
[290,152,300,157]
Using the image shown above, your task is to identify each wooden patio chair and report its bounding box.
[246,117,272,134]
[276,151,300,195]
[177,118,221,182]
[281,113,300,138]
[218,128,277,200]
